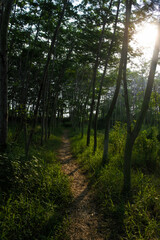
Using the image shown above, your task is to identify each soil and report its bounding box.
[58,130,110,240]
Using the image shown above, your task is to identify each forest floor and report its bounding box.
[58,130,109,240]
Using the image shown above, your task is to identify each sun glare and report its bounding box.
[133,23,158,59]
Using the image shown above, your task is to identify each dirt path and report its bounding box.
[58,130,108,240]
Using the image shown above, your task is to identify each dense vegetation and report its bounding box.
[0,126,71,239]
[71,124,160,239]
[0,0,160,239]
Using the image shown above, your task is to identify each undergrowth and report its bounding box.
[0,125,71,240]
[71,122,160,240]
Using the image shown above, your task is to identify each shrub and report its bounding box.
[109,122,126,158]
[132,128,160,171]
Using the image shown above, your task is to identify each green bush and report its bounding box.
[132,128,160,171]
[109,122,126,158]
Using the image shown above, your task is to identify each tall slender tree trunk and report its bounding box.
[52,94,58,134]
[123,18,160,195]
[93,0,120,152]
[45,77,51,141]
[41,108,45,145]
[102,0,132,165]
[81,77,92,138]
[0,1,14,151]
[87,0,114,147]
[86,20,107,146]
[26,0,68,156]
[41,71,49,145]
[123,134,134,195]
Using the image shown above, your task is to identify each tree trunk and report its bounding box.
[102,0,132,165]
[41,109,45,145]
[81,77,92,139]
[26,0,68,156]
[93,0,120,152]
[45,77,50,141]
[52,94,58,134]
[123,14,160,195]
[86,20,107,146]
[102,120,110,165]
[122,134,134,196]
[86,0,114,147]
[81,117,84,138]
[0,1,14,151]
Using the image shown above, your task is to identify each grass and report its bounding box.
[70,123,160,240]
[0,124,72,240]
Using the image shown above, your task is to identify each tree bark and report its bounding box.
[86,0,114,147]
[93,0,120,152]
[123,13,160,195]
[81,77,92,138]
[86,20,107,147]
[102,0,132,165]
[0,0,14,151]
[123,134,134,196]
[26,0,68,156]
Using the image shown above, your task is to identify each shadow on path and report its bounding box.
[58,130,109,240]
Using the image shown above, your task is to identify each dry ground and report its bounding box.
[58,130,110,240]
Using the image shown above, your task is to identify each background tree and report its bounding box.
[0,0,14,151]
[102,0,132,165]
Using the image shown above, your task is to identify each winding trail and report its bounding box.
[58,130,109,240]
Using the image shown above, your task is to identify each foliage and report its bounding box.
[71,124,160,240]
[0,129,71,240]
[1,0,160,238]
[71,129,103,178]
[108,122,126,168]
[124,173,160,240]
[132,127,160,171]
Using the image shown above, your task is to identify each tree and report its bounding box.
[26,0,69,156]
[93,0,120,152]
[0,0,14,151]
[122,16,160,195]
[86,0,114,147]
[102,0,132,165]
